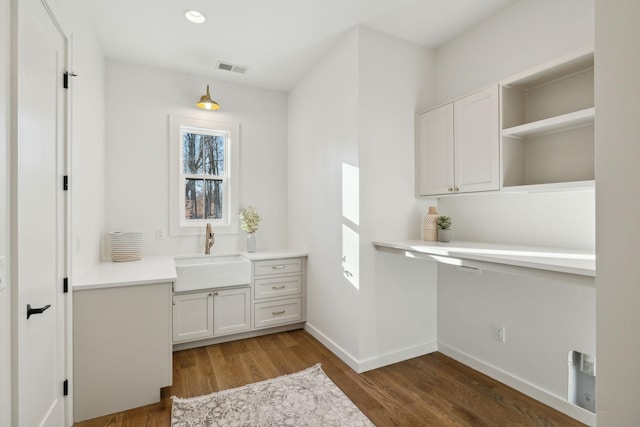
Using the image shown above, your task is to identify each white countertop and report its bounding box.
[73,256,178,291]
[73,250,308,291]
[374,240,595,277]
[241,250,308,261]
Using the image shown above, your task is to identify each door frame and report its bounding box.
[9,0,72,424]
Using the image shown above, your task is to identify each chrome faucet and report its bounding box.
[205,223,215,254]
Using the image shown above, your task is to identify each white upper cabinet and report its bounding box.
[454,86,500,193]
[500,50,594,191]
[416,85,499,196]
[416,103,454,196]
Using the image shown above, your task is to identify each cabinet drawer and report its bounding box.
[254,258,302,276]
[254,298,302,329]
[254,275,302,300]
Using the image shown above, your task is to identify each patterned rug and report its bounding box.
[171,363,375,426]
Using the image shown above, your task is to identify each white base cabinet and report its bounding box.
[74,282,172,422]
[172,256,306,348]
[252,258,305,329]
[172,287,251,343]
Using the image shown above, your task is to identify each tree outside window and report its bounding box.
[182,131,226,221]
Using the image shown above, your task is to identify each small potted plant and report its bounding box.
[437,215,452,242]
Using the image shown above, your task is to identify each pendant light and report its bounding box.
[196,84,220,110]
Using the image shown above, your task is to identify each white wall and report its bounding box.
[0,0,11,424]
[435,0,595,103]
[57,0,107,281]
[438,265,595,424]
[595,1,640,425]
[435,0,595,250]
[105,60,288,257]
[437,190,595,250]
[357,27,438,366]
[431,1,597,424]
[288,29,361,362]
[289,27,439,370]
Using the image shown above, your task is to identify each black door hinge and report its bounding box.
[63,72,77,89]
[63,175,68,191]
[63,277,68,293]
[63,379,69,396]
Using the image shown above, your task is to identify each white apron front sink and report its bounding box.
[174,254,251,292]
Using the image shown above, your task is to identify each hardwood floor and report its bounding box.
[73,329,586,426]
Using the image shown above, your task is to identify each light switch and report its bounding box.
[0,256,5,291]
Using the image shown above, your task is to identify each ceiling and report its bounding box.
[84,0,517,92]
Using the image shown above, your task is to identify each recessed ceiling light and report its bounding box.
[184,10,206,24]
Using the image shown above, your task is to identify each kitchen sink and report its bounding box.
[174,254,251,292]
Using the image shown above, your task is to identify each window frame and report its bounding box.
[169,116,239,236]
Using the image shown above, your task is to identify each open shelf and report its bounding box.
[501,180,594,193]
[500,50,595,190]
[502,107,594,138]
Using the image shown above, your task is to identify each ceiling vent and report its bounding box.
[217,61,248,74]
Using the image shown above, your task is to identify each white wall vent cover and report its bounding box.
[217,61,248,74]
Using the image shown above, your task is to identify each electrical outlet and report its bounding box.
[494,326,506,343]
[155,229,165,240]
[0,256,5,291]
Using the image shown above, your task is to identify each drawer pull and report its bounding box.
[272,310,286,315]
[271,265,286,270]
[272,285,286,290]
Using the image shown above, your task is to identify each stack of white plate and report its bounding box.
[109,231,144,262]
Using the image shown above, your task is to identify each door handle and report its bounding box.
[27,304,51,319]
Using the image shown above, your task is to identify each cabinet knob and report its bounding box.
[448,187,453,192]
[454,187,459,192]
[212,292,218,296]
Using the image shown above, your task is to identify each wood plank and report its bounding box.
[73,330,586,427]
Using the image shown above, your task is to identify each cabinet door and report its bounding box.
[416,103,455,196]
[454,85,500,193]
[172,291,214,343]
[213,287,251,336]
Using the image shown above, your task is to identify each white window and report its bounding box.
[169,116,239,235]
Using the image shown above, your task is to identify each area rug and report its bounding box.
[171,363,375,427]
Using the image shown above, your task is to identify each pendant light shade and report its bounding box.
[196,84,220,110]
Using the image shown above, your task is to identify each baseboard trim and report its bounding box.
[173,323,305,352]
[304,322,438,373]
[438,343,596,427]
[304,323,360,372]
[357,341,438,373]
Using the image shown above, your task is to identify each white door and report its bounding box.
[454,85,500,193]
[416,103,455,196]
[14,0,67,425]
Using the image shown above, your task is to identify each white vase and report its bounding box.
[246,233,256,253]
